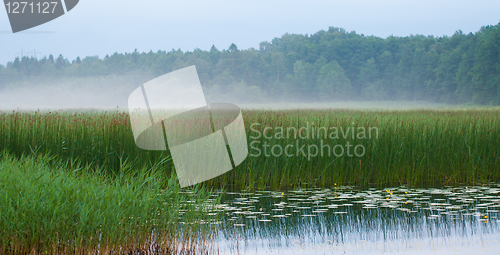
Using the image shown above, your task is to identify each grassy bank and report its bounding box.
[0,109,499,189]
[0,153,217,254]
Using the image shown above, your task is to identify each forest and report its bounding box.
[1,22,499,105]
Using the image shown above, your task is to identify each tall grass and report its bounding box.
[0,110,164,172]
[0,152,217,254]
[0,109,499,190]
[219,109,500,189]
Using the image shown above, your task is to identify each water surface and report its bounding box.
[207,185,500,254]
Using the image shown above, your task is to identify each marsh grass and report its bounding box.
[0,109,499,190]
[220,109,500,189]
[0,152,217,254]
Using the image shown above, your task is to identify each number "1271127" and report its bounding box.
[5,2,58,14]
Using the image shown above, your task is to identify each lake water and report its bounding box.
[204,185,500,254]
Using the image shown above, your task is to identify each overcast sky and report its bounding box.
[1,0,499,65]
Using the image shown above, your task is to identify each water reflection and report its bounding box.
[211,185,500,254]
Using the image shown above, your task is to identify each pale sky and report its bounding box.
[1,0,500,65]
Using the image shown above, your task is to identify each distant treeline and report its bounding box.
[1,22,499,105]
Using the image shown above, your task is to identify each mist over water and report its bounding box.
[237,101,458,110]
[0,86,128,110]
[0,75,150,110]
[0,78,459,111]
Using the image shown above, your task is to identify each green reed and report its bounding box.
[0,110,165,172]
[217,108,500,190]
[0,109,499,190]
[0,152,217,254]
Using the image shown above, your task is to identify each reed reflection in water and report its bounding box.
[210,185,500,254]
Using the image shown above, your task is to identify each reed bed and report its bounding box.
[220,108,500,189]
[0,152,218,254]
[0,109,499,190]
